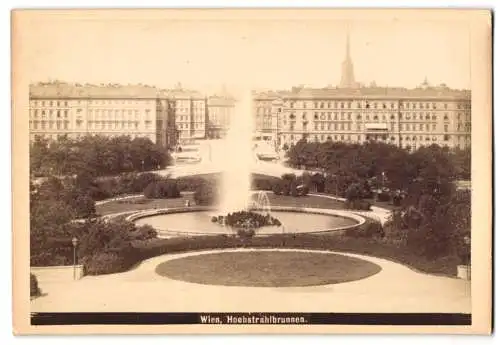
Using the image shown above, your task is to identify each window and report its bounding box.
[444,124,448,132]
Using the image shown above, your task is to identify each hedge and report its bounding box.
[343,199,372,211]
[143,180,181,199]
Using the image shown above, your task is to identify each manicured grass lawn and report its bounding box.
[155,251,382,287]
[96,195,195,216]
[97,193,346,216]
[254,193,346,210]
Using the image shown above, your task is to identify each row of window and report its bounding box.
[280,122,468,133]
[281,133,468,145]
[30,133,156,142]
[177,123,204,129]
[177,115,205,122]
[30,120,69,130]
[283,101,469,110]
[289,111,459,122]
[31,100,155,107]
[88,109,150,119]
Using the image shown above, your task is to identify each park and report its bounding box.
[29,99,471,314]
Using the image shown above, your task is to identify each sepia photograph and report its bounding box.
[11,8,492,334]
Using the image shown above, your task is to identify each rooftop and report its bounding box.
[29,81,471,101]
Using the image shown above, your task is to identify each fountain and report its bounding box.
[218,90,255,215]
[249,191,272,215]
[131,89,365,238]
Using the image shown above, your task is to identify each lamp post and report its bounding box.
[71,237,78,280]
[141,160,145,171]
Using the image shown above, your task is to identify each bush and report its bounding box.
[82,252,133,275]
[251,175,279,191]
[193,183,218,206]
[343,199,372,211]
[143,179,181,199]
[176,175,220,192]
[132,173,161,192]
[130,224,158,241]
[345,220,384,239]
[311,173,325,193]
[290,180,299,197]
[376,192,391,202]
[272,182,282,195]
[30,273,41,297]
[345,183,365,201]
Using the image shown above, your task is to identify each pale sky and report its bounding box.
[19,10,472,93]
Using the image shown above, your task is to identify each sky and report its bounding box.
[18,10,473,93]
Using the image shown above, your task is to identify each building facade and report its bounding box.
[164,87,208,144]
[250,33,471,151]
[264,85,471,151]
[29,83,211,147]
[29,83,161,144]
[206,95,235,139]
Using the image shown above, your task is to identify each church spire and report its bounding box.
[345,30,351,59]
[339,28,356,89]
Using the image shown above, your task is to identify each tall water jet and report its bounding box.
[218,90,255,214]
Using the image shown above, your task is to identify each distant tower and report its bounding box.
[339,31,356,89]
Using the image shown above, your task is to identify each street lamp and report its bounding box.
[71,237,79,280]
[141,160,145,171]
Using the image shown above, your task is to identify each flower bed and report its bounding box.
[211,210,282,229]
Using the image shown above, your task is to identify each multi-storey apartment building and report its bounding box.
[165,86,207,144]
[29,83,210,146]
[268,84,471,150]
[207,95,235,139]
[29,83,161,143]
[251,34,471,151]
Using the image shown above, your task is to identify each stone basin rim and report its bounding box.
[126,206,367,236]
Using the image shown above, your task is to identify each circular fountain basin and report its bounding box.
[130,207,364,237]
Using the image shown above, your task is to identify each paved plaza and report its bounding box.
[31,248,471,314]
